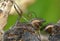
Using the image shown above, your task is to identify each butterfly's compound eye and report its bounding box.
[44,24,54,34]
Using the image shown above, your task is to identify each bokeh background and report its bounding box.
[4,0,60,31]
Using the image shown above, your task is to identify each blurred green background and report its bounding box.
[4,0,60,31]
